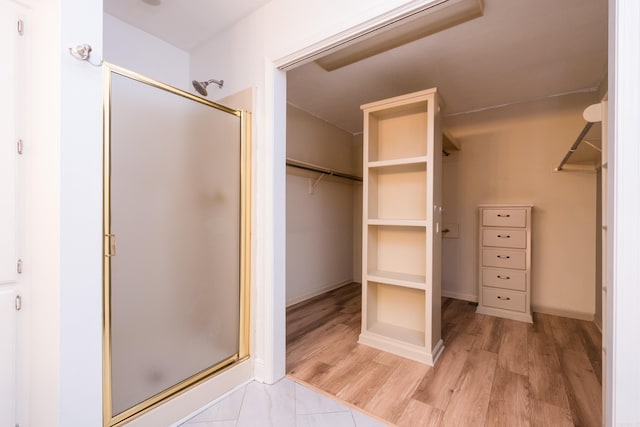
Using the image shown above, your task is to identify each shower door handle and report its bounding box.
[105,233,117,257]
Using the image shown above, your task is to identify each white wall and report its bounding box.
[104,13,190,90]
[286,105,357,305]
[609,1,640,423]
[442,92,598,318]
[60,0,104,424]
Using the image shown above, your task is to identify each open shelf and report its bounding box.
[367,219,426,227]
[368,156,428,168]
[368,163,426,221]
[367,225,426,278]
[367,103,428,162]
[367,322,425,347]
[366,270,426,289]
[365,282,426,347]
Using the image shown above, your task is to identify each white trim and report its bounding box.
[531,305,595,322]
[476,306,532,324]
[594,319,602,333]
[358,333,444,366]
[253,358,266,383]
[286,280,353,308]
[258,60,287,385]
[608,1,640,425]
[441,290,478,302]
[274,0,445,70]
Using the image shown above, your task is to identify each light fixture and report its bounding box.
[315,0,484,71]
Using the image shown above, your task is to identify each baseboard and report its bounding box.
[594,318,603,332]
[532,304,595,321]
[476,306,533,323]
[358,332,442,366]
[442,289,478,303]
[253,358,266,383]
[286,280,354,307]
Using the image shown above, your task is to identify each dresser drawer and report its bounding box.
[482,209,526,228]
[482,249,526,269]
[482,267,526,291]
[482,288,526,313]
[482,229,526,249]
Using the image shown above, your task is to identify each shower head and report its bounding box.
[192,79,224,96]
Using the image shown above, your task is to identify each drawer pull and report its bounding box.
[496,255,510,259]
[497,214,511,218]
[497,296,511,301]
[497,234,511,238]
[497,275,510,280]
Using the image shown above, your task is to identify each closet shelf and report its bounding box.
[368,156,427,168]
[555,103,603,173]
[367,270,426,289]
[286,158,362,182]
[367,322,425,347]
[368,219,427,227]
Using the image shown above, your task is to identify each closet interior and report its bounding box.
[285,0,607,425]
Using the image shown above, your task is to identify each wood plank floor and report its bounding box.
[286,283,602,427]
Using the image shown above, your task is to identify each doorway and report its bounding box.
[282,0,607,425]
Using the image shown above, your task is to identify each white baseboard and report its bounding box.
[532,305,595,321]
[286,280,353,307]
[442,289,478,303]
[594,319,602,332]
[253,358,266,383]
[358,332,443,366]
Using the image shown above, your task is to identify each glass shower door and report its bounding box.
[103,64,250,426]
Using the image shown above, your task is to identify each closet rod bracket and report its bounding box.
[309,173,327,194]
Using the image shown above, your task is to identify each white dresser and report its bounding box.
[477,204,533,323]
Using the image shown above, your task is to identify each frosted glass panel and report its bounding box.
[109,73,241,416]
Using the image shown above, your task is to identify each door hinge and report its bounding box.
[15,295,22,311]
[17,259,23,274]
[17,139,24,155]
[17,19,24,36]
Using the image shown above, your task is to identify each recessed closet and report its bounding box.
[285,0,606,425]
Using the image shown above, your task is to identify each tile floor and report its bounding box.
[179,378,389,427]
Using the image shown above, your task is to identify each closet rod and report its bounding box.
[286,158,363,182]
[555,122,594,172]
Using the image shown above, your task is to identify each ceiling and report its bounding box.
[104,0,608,135]
[288,0,608,134]
[103,0,272,51]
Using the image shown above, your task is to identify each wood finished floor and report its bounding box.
[286,283,602,427]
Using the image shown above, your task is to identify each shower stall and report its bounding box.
[102,64,251,426]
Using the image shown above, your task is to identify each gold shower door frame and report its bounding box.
[102,63,251,427]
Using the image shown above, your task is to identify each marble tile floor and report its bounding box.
[179,377,389,427]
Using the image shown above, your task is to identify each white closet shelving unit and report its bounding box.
[359,88,443,365]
